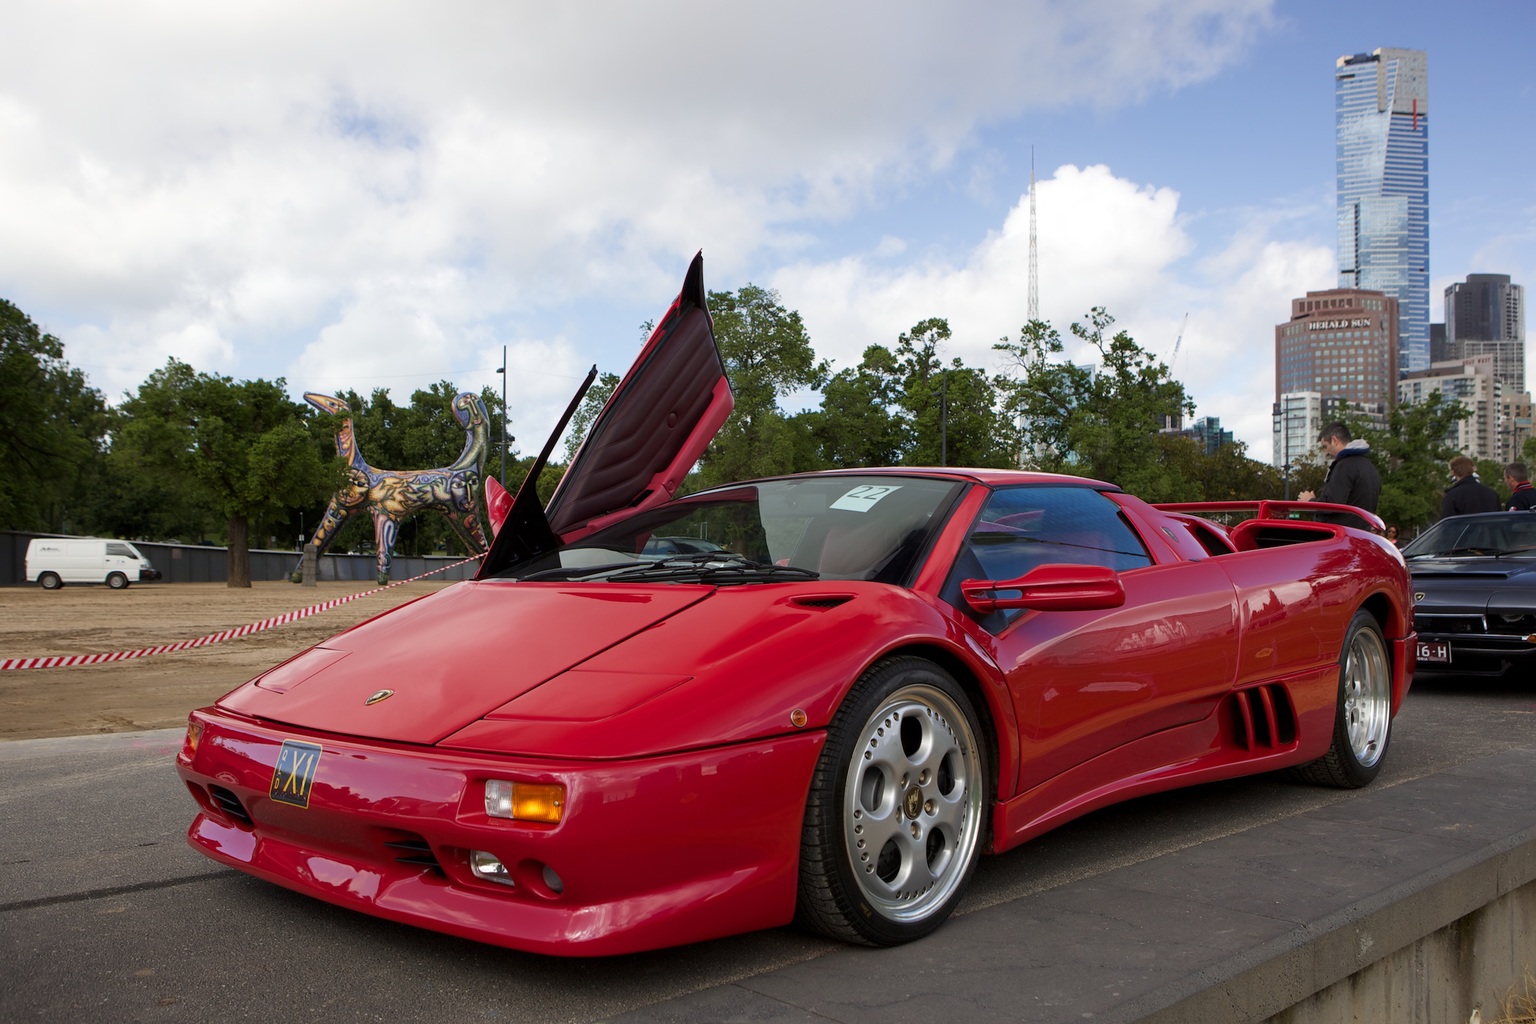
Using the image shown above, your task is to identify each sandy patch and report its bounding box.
[0,579,457,740]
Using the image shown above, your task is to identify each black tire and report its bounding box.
[106,572,129,590]
[38,572,62,591]
[796,656,989,946]
[1294,610,1392,788]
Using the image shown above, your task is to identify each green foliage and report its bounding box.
[803,344,907,468]
[1342,391,1467,531]
[506,455,566,506]
[0,300,110,531]
[563,371,621,464]
[698,285,829,487]
[114,359,332,585]
[894,319,1012,468]
[994,309,1194,498]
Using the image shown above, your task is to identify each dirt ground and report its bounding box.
[0,579,458,741]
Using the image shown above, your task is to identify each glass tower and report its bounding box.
[1335,48,1429,374]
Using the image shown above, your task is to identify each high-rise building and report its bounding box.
[1275,288,1399,419]
[1399,356,1501,461]
[1445,273,1525,393]
[1272,391,1324,477]
[1335,48,1429,374]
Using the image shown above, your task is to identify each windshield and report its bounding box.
[495,475,965,585]
[1401,514,1536,559]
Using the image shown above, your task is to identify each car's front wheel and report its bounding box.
[797,656,989,945]
[106,572,129,590]
[1296,610,1393,788]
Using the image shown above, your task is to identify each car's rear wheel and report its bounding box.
[106,572,129,590]
[38,572,62,590]
[797,656,988,945]
[1296,610,1392,788]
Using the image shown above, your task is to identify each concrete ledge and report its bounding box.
[614,745,1536,1024]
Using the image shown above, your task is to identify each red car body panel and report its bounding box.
[176,259,1416,956]
[181,711,823,956]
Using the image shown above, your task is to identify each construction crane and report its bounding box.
[1170,312,1188,369]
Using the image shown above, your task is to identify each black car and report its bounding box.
[1403,512,1536,678]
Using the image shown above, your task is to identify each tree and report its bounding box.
[803,345,907,468]
[0,300,109,531]
[562,372,621,463]
[1174,436,1287,502]
[892,318,1011,468]
[697,285,828,487]
[995,309,1193,497]
[115,359,333,587]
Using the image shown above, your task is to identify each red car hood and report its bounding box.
[216,581,711,744]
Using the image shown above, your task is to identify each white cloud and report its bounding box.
[774,163,1334,464]
[1,0,1286,458]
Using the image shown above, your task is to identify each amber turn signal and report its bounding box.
[485,780,565,823]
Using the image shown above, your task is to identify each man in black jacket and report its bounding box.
[1502,462,1535,511]
[1442,456,1500,517]
[1298,422,1380,525]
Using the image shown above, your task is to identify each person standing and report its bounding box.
[1298,422,1381,525]
[1442,456,1500,517]
[1506,462,1536,511]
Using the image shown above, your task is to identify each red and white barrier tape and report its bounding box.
[0,556,481,671]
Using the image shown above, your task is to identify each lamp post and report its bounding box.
[940,370,948,467]
[1282,412,1291,500]
[495,345,507,486]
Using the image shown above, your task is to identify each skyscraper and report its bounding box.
[1445,273,1525,393]
[1335,48,1429,374]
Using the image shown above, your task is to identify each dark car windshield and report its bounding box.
[497,475,965,585]
[1401,514,1536,560]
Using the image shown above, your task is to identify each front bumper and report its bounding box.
[1414,631,1536,677]
[178,709,825,956]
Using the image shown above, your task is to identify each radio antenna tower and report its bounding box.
[1027,147,1039,323]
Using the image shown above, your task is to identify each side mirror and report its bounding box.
[962,563,1126,614]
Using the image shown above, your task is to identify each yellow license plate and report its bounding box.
[269,740,323,808]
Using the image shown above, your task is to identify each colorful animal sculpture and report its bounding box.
[299,391,491,583]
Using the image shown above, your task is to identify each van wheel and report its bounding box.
[106,572,129,590]
[39,572,62,590]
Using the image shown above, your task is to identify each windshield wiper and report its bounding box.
[516,560,651,582]
[605,552,821,585]
[1418,546,1496,559]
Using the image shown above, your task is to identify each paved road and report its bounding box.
[2,673,1531,1023]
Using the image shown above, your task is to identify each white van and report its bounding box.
[25,538,162,590]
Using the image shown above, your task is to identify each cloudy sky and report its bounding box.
[4,0,1533,467]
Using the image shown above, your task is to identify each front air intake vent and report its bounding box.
[208,785,254,827]
[384,834,445,876]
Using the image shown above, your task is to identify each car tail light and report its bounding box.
[484,780,565,823]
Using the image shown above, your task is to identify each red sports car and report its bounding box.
[177,255,1416,955]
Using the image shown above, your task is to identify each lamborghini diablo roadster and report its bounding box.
[178,254,1416,955]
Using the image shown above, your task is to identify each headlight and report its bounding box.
[182,718,203,760]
